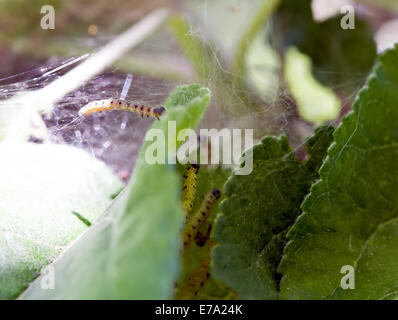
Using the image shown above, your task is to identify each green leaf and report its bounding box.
[21,84,211,299]
[211,127,333,299]
[0,143,122,299]
[279,45,398,299]
[275,0,376,93]
[304,125,336,175]
[284,47,341,124]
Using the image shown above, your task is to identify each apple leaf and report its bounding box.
[211,125,333,299]
[0,143,122,299]
[21,84,211,299]
[279,45,398,300]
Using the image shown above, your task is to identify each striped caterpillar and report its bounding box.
[182,188,221,248]
[182,164,200,215]
[78,99,166,120]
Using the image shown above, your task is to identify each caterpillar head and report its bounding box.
[211,188,221,199]
[190,163,200,172]
[153,106,166,119]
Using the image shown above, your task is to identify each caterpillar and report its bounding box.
[175,256,211,300]
[176,239,215,299]
[181,164,200,215]
[182,188,221,248]
[78,99,166,120]
[195,224,212,247]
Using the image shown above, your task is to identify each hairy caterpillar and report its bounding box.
[182,164,200,215]
[78,99,166,120]
[183,188,221,247]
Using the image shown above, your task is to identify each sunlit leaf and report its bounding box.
[22,84,211,299]
[279,45,398,300]
[0,143,122,299]
[285,47,341,124]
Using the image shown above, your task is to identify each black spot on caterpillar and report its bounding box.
[183,188,221,247]
[78,99,166,120]
[175,258,211,300]
[181,164,200,215]
[195,224,212,247]
[175,239,216,299]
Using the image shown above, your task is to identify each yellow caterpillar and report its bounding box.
[183,188,221,248]
[175,255,211,300]
[181,164,200,215]
[176,239,216,299]
[195,224,212,247]
[78,99,166,120]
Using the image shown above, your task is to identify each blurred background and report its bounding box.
[0,0,396,180]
